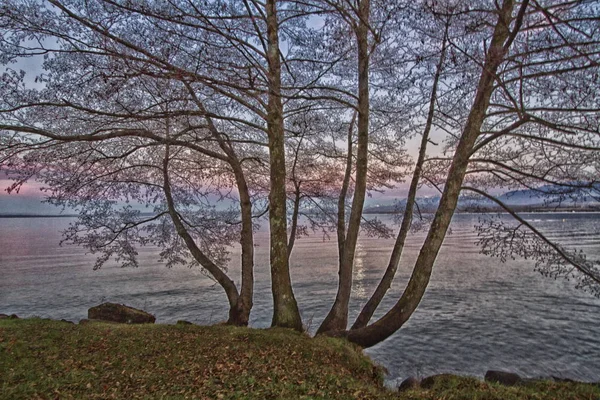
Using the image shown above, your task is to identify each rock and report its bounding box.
[420,374,460,389]
[0,314,8,319]
[88,303,156,324]
[485,370,522,386]
[60,319,75,324]
[9,314,19,319]
[398,377,420,392]
[176,320,193,325]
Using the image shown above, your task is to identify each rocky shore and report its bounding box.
[397,370,599,393]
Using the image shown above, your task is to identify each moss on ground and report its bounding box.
[1,318,598,399]
[398,374,600,400]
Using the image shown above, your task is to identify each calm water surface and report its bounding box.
[1,213,599,384]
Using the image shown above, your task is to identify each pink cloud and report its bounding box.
[0,178,46,197]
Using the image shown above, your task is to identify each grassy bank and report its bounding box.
[1,319,598,399]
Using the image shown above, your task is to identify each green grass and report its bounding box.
[1,319,598,399]
[397,374,600,400]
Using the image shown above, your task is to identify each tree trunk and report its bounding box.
[162,149,241,324]
[288,183,301,257]
[345,0,520,347]
[317,0,370,334]
[231,160,254,326]
[351,22,449,330]
[183,83,254,326]
[265,0,303,331]
[337,111,356,262]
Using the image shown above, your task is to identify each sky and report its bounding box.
[0,37,443,215]
[0,65,442,214]
[0,177,62,215]
[0,176,431,215]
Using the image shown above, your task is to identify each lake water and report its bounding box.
[1,213,599,384]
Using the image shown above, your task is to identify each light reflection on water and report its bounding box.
[352,242,367,300]
[0,213,599,383]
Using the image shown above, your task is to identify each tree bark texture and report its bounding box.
[318,0,371,334]
[345,0,519,347]
[351,22,449,330]
[265,0,303,331]
[184,84,254,326]
[162,148,242,324]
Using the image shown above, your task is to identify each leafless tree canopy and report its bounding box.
[1,0,598,346]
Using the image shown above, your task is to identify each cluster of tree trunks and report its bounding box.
[0,0,598,347]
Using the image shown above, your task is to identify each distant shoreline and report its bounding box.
[363,208,600,215]
[0,214,79,218]
[1,209,600,219]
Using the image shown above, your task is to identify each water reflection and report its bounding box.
[352,242,367,300]
[1,213,599,383]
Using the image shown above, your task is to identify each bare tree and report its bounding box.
[342,0,600,347]
[1,0,598,348]
[0,71,262,324]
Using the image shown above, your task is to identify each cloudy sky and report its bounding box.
[1,46,443,215]
[0,175,427,215]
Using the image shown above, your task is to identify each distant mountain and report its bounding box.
[496,184,600,206]
[0,214,78,218]
[364,185,600,214]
